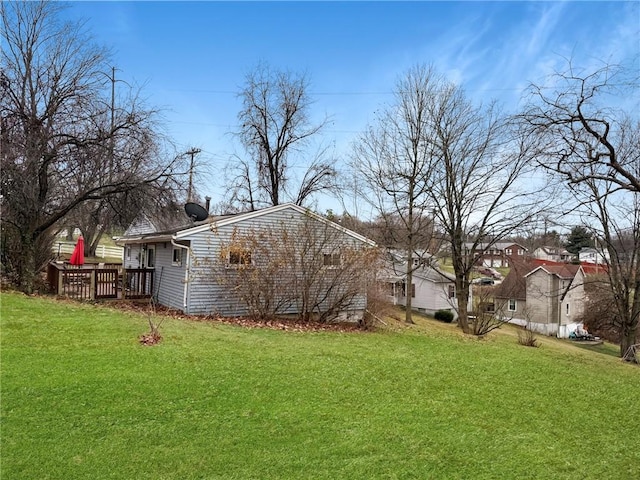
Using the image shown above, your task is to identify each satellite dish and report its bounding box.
[184,202,208,222]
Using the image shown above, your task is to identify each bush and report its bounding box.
[517,326,539,348]
[434,309,454,323]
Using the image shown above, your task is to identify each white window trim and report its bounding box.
[508,298,517,311]
[172,247,183,266]
[227,249,252,268]
[145,245,156,268]
[322,252,342,268]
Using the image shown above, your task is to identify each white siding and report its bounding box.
[123,245,144,269]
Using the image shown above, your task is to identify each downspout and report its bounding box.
[171,238,190,313]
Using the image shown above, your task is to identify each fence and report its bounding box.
[47,263,153,301]
[53,242,123,259]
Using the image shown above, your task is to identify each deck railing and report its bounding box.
[47,262,154,301]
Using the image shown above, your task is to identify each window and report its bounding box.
[448,284,455,298]
[229,249,252,266]
[485,302,495,312]
[566,303,570,315]
[323,252,341,267]
[125,246,131,261]
[505,248,512,256]
[401,282,415,298]
[508,298,517,311]
[172,248,183,266]
[145,245,155,268]
[518,249,524,256]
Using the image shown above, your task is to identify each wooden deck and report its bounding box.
[47,263,154,301]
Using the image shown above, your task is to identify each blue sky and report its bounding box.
[63,1,639,213]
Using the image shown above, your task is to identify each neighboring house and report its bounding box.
[382,252,458,318]
[464,242,528,268]
[532,246,572,263]
[578,247,609,265]
[493,260,588,337]
[525,263,586,337]
[117,203,376,320]
[493,260,529,320]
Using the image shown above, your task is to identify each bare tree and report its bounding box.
[424,78,545,334]
[353,64,544,332]
[521,62,639,193]
[352,65,441,324]
[228,62,337,210]
[0,1,185,292]
[520,61,640,359]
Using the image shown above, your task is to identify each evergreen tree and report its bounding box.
[565,226,593,254]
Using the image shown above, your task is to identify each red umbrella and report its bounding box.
[69,236,85,266]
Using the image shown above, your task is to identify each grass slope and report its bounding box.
[1,292,639,479]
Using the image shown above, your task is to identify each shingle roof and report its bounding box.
[494,260,529,300]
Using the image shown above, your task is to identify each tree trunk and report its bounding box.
[456,277,471,334]
[19,235,37,295]
[404,263,414,324]
[620,321,639,361]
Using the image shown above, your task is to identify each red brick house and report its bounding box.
[464,242,528,268]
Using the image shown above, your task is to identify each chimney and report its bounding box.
[205,196,211,213]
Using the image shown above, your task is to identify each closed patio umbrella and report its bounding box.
[69,236,85,266]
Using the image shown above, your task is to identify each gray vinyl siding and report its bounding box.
[123,216,156,236]
[152,242,188,312]
[181,207,369,317]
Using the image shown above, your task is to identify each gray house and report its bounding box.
[494,261,587,337]
[117,203,376,320]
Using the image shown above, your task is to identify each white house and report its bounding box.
[532,246,572,263]
[382,252,458,318]
[578,247,609,265]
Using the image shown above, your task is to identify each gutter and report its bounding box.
[171,238,190,313]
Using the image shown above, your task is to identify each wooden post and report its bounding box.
[90,270,96,300]
[58,266,64,295]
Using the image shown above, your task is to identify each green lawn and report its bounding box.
[1,292,639,479]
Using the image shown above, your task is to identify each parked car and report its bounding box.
[473,277,495,285]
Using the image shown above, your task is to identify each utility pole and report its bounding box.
[109,66,115,182]
[186,148,201,202]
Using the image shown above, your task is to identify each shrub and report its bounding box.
[517,326,539,347]
[434,309,454,323]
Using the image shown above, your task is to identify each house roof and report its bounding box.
[535,246,571,255]
[494,260,530,300]
[464,241,528,252]
[118,203,376,247]
[529,258,606,276]
[381,256,455,284]
[525,263,582,280]
[413,265,455,283]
